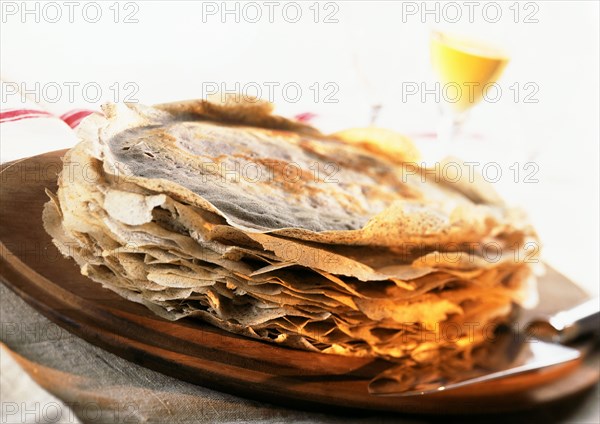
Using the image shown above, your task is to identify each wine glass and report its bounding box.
[425,30,510,165]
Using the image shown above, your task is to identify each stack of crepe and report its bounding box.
[43,96,539,384]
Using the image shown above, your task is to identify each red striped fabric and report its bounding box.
[0,109,55,124]
[0,108,97,128]
[294,112,317,123]
[60,109,97,128]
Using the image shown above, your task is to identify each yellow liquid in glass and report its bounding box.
[430,32,509,112]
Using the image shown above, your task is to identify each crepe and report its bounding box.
[43,95,540,384]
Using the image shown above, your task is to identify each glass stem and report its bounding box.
[437,112,461,145]
[370,103,382,126]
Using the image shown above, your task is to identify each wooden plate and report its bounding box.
[1,150,598,414]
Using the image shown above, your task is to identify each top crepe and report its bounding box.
[90,97,531,249]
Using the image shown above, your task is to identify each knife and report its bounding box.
[369,297,600,396]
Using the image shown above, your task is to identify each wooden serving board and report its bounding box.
[1,150,598,415]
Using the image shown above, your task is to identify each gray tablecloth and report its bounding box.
[1,283,598,424]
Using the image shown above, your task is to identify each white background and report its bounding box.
[1,1,599,295]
